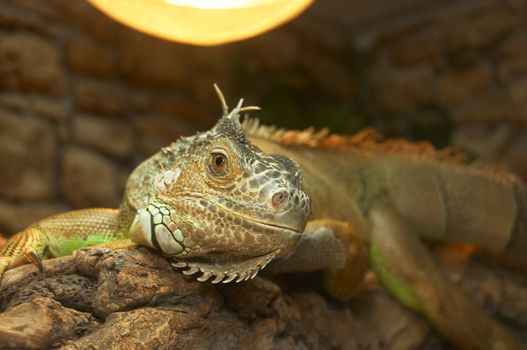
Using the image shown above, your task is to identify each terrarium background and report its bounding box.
[0,0,526,236]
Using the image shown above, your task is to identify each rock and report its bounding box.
[61,147,118,208]
[450,90,518,124]
[0,2,59,37]
[443,1,526,52]
[116,31,189,88]
[73,114,134,159]
[497,30,527,81]
[61,307,214,350]
[133,114,199,157]
[0,91,28,112]
[31,97,68,122]
[1,274,95,312]
[301,52,355,100]
[509,78,527,122]
[65,37,114,77]
[0,297,98,349]
[0,200,65,235]
[390,29,442,66]
[0,33,65,95]
[74,78,127,117]
[0,247,525,349]
[75,249,212,318]
[0,111,56,200]
[503,130,527,182]
[435,64,492,105]
[370,64,434,114]
[245,29,301,72]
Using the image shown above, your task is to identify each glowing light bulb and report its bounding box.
[88,0,314,46]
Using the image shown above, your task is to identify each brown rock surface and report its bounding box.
[0,111,56,200]
[436,64,492,105]
[0,297,98,349]
[61,147,118,208]
[0,247,526,349]
[0,33,65,95]
[31,97,68,122]
[116,31,189,88]
[74,79,127,117]
[0,92,28,112]
[65,38,114,78]
[0,200,65,235]
[73,114,134,159]
[133,115,199,157]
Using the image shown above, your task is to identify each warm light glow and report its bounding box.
[88,0,314,46]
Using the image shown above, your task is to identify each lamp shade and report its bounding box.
[88,0,314,46]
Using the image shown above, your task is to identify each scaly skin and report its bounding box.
[1,86,526,349]
[243,117,526,350]
[1,94,311,283]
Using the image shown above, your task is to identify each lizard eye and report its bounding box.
[209,151,228,176]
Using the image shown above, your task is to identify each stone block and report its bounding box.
[390,29,442,66]
[370,64,434,114]
[130,90,212,128]
[301,52,355,100]
[443,1,526,52]
[116,31,189,88]
[0,201,65,235]
[436,64,492,105]
[497,30,527,81]
[31,97,68,122]
[0,2,59,37]
[503,130,527,182]
[65,37,114,77]
[245,29,301,72]
[0,111,56,200]
[0,33,65,96]
[509,78,527,122]
[133,115,198,157]
[73,114,134,159]
[74,79,126,116]
[450,91,517,123]
[0,92,28,113]
[61,147,118,208]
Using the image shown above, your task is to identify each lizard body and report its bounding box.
[0,87,525,349]
[245,120,525,259]
[245,119,526,350]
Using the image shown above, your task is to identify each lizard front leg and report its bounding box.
[368,199,520,350]
[0,228,46,278]
[0,208,124,281]
[267,219,369,300]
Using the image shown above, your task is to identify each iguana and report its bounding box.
[0,86,525,349]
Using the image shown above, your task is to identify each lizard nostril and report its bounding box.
[271,191,288,208]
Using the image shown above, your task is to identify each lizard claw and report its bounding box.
[26,250,43,272]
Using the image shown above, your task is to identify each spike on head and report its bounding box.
[214,83,229,117]
[213,84,261,121]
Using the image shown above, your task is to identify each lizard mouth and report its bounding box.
[191,195,306,233]
[130,201,301,284]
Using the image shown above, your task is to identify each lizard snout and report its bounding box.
[263,183,310,232]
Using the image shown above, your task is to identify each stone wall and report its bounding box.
[0,0,526,235]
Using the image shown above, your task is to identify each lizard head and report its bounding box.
[130,86,310,283]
